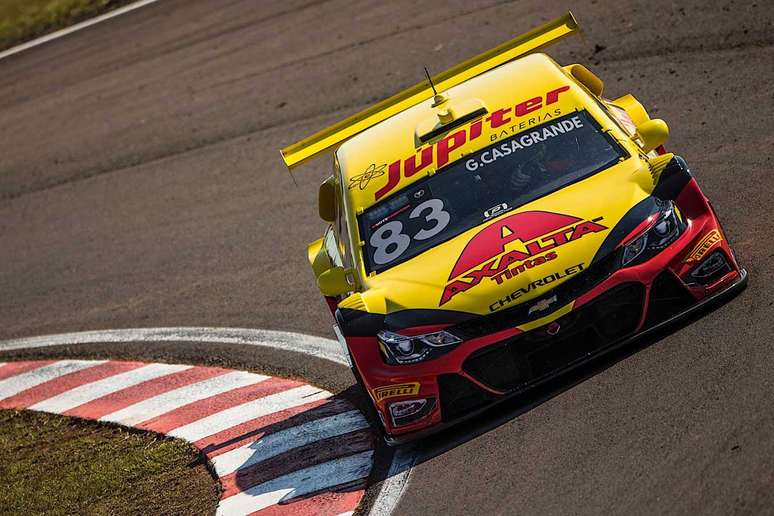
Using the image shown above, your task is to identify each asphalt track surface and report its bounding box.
[0,1,772,515]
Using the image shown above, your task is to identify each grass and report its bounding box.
[0,0,135,51]
[0,409,219,515]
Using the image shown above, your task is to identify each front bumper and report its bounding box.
[346,181,747,444]
[385,266,747,444]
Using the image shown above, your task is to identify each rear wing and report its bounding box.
[280,12,580,171]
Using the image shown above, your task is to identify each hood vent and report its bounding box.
[415,97,488,144]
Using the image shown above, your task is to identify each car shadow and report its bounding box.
[215,393,376,510]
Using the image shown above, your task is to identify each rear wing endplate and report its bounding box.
[280,12,579,171]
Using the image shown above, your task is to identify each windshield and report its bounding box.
[358,110,626,274]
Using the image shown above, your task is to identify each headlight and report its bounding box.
[377,330,462,365]
[622,201,685,267]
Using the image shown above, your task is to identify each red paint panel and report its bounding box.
[137,377,302,434]
[0,361,144,409]
[65,365,231,419]
[0,360,56,381]
[248,489,364,516]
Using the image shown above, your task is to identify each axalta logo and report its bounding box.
[373,382,421,402]
[374,86,571,201]
[440,211,607,306]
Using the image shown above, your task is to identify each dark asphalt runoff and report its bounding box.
[1,1,773,514]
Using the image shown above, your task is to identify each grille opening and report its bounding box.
[438,374,498,422]
[463,283,644,392]
[645,271,696,328]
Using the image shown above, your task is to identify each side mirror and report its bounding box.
[319,177,336,222]
[636,119,669,153]
[317,267,352,297]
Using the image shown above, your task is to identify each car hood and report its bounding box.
[353,156,656,317]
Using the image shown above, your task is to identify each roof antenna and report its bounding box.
[424,66,449,108]
[424,66,438,96]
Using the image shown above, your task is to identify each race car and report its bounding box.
[280,13,747,443]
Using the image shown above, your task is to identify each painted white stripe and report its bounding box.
[212,410,370,476]
[0,362,6,368]
[0,0,164,61]
[336,512,354,516]
[0,360,104,400]
[216,451,374,516]
[100,370,269,426]
[368,445,417,516]
[0,327,347,365]
[168,385,330,442]
[30,363,190,413]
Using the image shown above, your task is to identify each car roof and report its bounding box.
[336,53,597,214]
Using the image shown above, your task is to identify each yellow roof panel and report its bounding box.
[338,53,599,212]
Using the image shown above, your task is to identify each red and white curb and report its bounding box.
[0,327,414,516]
[0,359,373,515]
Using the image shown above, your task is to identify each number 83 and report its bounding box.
[370,198,450,266]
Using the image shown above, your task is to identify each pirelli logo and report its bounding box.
[373,382,420,402]
[684,229,722,263]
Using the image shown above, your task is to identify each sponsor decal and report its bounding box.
[489,263,585,312]
[374,86,571,201]
[440,210,607,306]
[373,382,421,402]
[684,229,722,263]
[464,116,586,172]
[484,203,508,219]
[528,294,558,316]
[349,163,387,190]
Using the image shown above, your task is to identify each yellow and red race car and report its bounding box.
[281,13,747,443]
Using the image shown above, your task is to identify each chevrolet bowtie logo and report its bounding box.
[528,294,558,316]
